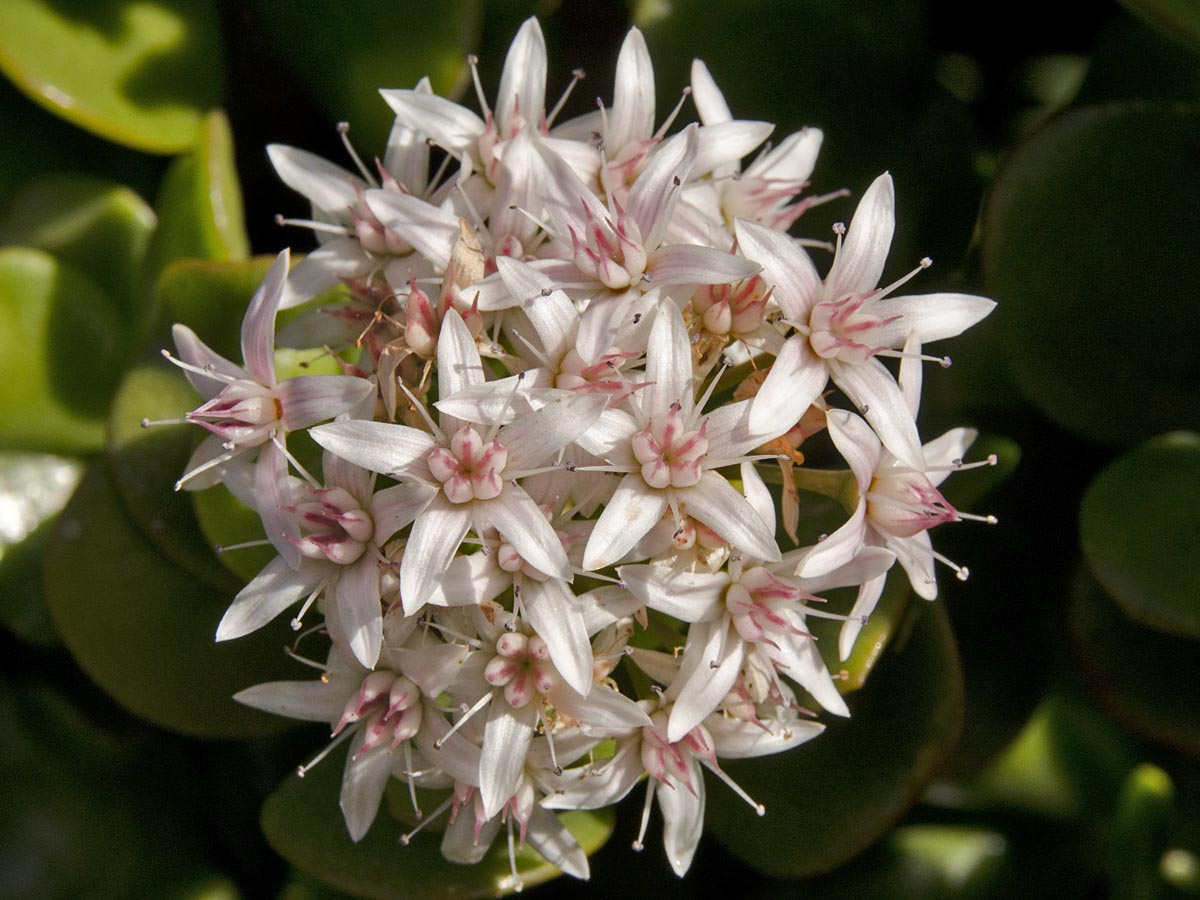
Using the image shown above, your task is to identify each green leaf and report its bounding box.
[982,103,1200,445]
[252,0,481,151]
[0,451,82,646]
[1080,432,1200,640]
[1109,764,1175,900]
[106,362,239,592]
[1071,570,1200,755]
[193,482,276,584]
[142,109,250,292]
[810,570,912,694]
[261,747,614,899]
[1121,0,1200,55]
[0,174,156,321]
[44,462,302,738]
[0,0,223,154]
[0,247,126,452]
[707,602,964,878]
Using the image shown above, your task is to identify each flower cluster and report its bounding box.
[160,19,996,886]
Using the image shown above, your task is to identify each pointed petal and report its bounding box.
[831,357,925,470]
[481,700,537,818]
[734,217,821,320]
[576,287,640,366]
[582,474,669,570]
[426,551,509,607]
[216,555,320,641]
[658,769,705,876]
[747,127,823,183]
[770,620,849,716]
[617,564,726,623]
[541,740,643,809]
[707,716,825,759]
[280,240,372,310]
[310,420,437,477]
[233,678,348,722]
[496,18,547,131]
[363,190,459,270]
[689,58,731,125]
[550,682,653,733]
[526,807,589,879]
[400,496,472,613]
[277,374,375,432]
[437,309,487,402]
[825,409,883,494]
[340,733,394,841]
[481,486,570,581]
[747,336,826,435]
[441,803,501,864]
[678,471,780,562]
[898,331,923,420]
[378,90,485,152]
[647,243,760,287]
[268,144,360,217]
[368,481,438,542]
[667,619,745,742]
[889,531,938,600]
[397,645,474,699]
[500,393,607,474]
[171,324,244,400]
[839,570,888,660]
[571,408,638,464]
[796,501,867,578]
[923,427,978,487]
[872,292,997,347]
[522,579,593,696]
[795,544,895,593]
[693,120,773,176]
[740,461,775,536]
[495,255,579,356]
[827,172,894,298]
[257,440,301,570]
[644,301,694,419]
[609,27,655,153]
[627,125,697,248]
[335,556,383,668]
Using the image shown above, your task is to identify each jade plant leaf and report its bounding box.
[1080,432,1200,640]
[983,103,1200,445]
[0,0,223,154]
[1071,570,1200,755]
[707,602,964,878]
[261,746,614,900]
[143,109,250,293]
[1121,0,1200,54]
[0,174,157,322]
[0,247,126,453]
[44,462,302,738]
[252,0,481,152]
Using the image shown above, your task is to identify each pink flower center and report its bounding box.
[807,293,901,364]
[866,469,958,538]
[427,425,508,504]
[724,567,816,647]
[288,485,374,565]
[569,209,647,290]
[631,403,709,489]
[187,383,280,447]
[334,670,423,757]
[483,633,559,708]
[692,276,770,337]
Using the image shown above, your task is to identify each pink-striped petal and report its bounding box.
[747,335,827,435]
[400,496,472,614]
[830,356,925,470]
[734,217,821,320]
[582,474,669,570]
[310,420,437,477]
[826,172,894,299]
[676,471,781,562]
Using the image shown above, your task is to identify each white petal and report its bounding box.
[734,218,820,320]
[363,190,459,271]
[746,127,823,183]
[831,357,925,470]
[888,531,938,600]
[689,58,732,125]
[647,243,761,287]
[335,556,383,668]
[521,578,594,696]
[898,331,923,420]
[582,474,669,570]
[826,172,895,298]
[378,90,485,152]
[171,325,244,400]
[256,440,301,570]
[400,497,472,614]
[740,461,775,536]
[426,552,508,607]
[658,768,705,876]
[576,287,639,366]
[277,374,375,432]
[795,544,895,593]
[496,17,547,131]
[871,292,997,347]
[627,125,697,248]
[340,733,393,841]
[500,392,607,474]
[233,678,349,722]
[310,420,437,477]
[617,564,726,623]
[707,717,825,759]
[396,646,473,700]
[441,803,501,864]
[666,619,744,742]
[436,309,486,403]
[795,501,867,578]
[693,120,773,176]
[644,301,695,420]
[527,807,589,880]
[571,408,638,464]
[839,570,888,660]
[280,240,372,310]
[368,482,438,542]
[747,335,826,435]
[550,682,653,733]
[609,27,656,153]
[494,256,579,357]
[216,556,320,641]
[480,700,537,818]
[678,471,781,562]
[268,145,359,217]
[541,740,643,809]
[825,409,883,494]
[482,486,571,581]
[922,427,978,487]
[770,620,849,716]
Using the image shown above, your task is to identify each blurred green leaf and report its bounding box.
[252,0,481,151]
[708,603,963,877]
[1109,764,1175,900]
[1077,10,1200,105]
[811,570,912,694]
[143,109,250,292]
[193,481,275,583]
[0,174,156,321]
[44,462,301,737]
[0,679,232,900]
[1121,0,1200,55]
[0,247,126,452]
[262,748,614,899]
[0,451,81,645]
[1071,570,1200,755]
[106,362,239,592]
[1080,432,1200,640]
[157,255,275,365]
[0,0,223,154]
[983,103,1200,445]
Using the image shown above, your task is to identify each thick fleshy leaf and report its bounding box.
[262,743,613,900]
[142,110,249,290]
[0,0,222,153]
[44,463,302,737]
[983,104,1200,445]
[1071,569,1200,754]
[157,257,275,363]
[708,602,963,877]
[1080,432,1200,639]
[1121,0,1200,53]
[0,174,156,321]
[259,0,482,151]
[0,248,124,453]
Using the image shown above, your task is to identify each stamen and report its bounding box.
[272,432,322,489]
[283,645,329,671]
[399,794,454,845]
[398,382,446,443]
[467,53,491,118]
[140,416,189,428]
[506,204,561,243]
[215,538,273,554]
[173,446,240,491]
[874,348,952,368]
[417,617,485,649]
[290,579,328,631]
[434,691,493,748]
[931,549,970,581]
[653,86,693,141]
[507,328,553,368]
[546,68,586,128]
[957,511,999,525]
[337,122,379,187]
[403,743,422,818]
[425,150,455,198]
[505,817,524,893]
[874,257,933,300]
[274,214,354,237]
[296,727,354,777]
[540,709,563,775]
[160,349,243,385]
[695,360,730,414]
[700,758,765,815]
[632,780,655,851]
